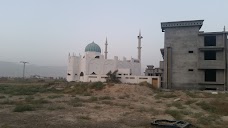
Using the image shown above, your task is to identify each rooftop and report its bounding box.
[161,20,204,32]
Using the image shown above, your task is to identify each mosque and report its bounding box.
[66,32,160,87]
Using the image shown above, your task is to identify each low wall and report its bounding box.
[83,75,161,88]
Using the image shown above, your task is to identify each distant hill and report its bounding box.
[0,61,67,78]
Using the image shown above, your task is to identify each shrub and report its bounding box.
[106,70,121,83]
[25,96,34,102]
[47,105,65,110]
[139,81,153,89]
[90,82,105,90]
[101,101,113,105]
[88,96,98,102]
[196,101,216,113]
[0,95,5,99]
[48,95,63,99]
[155,92,177,99]
[13,104,34,112]
[99,96,113,100]
[165,109,183,120]
[0,98,15,105]
[185,99,197,105]
[196,100,228,116]
[171,102,185,109]
[78,115,91,120]
[0,84,56,95]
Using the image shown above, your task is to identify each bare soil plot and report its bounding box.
[0,81,228,128]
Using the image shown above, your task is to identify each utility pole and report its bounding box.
[20,61,29,79]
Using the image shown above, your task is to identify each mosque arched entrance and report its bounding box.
[80,72,84,76]
[80,72,84,81]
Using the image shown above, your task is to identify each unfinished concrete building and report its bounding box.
[160,20,228,90]
[144,65,163,86]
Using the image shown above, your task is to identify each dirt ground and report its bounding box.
[0,81,228,128]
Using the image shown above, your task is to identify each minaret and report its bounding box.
[137,30,143,61]
[104,37,108,59]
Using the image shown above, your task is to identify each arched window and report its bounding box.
[80,72,84,76]
[67,73,71,76]
[95,56,99,59]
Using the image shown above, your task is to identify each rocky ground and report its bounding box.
[0,81,228,128]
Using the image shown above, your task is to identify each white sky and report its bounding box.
[0,0,228,70]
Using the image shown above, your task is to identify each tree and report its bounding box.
[106,70,120,83]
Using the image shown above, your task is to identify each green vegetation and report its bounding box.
[93,105,101,109]
[139,81,153,89]
[47,105,65,111]
[88,96,98,102]
[64,82,106,95]
[118,94,130,99]
[48,94,64,99]
[185,99,197,105]
[13,104,35,112]
[78,115,91,120]
[165,109,183,120]
[90,81,105,90]
[106,70,120,83]
[99,96,113,100]
[68,97,85,107]
[196,100,228,116]
[196,114,220,125]
[0,84,57,95]
[101,101,113,105]
[167,102,185,109]
[155,92,177,99]
[0,98,16,105]
[0,95,5,99]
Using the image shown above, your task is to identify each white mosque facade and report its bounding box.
[67,32,160,87]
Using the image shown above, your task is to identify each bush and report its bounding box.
[90,82,105,90]
[106,70,121,83]
[0,95,5,99]
[196,100,228,116]
[99,96,113,100]
[165,109,183,120]
[196,101,216,113]
[13,104,34,112]
[48,95,64,99]
[139,81,151,87]
[0,84,56,95]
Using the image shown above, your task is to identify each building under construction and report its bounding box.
[156,20,228,90]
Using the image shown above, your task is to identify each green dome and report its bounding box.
[85,42,101,53]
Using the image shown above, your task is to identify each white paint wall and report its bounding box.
[82,75,161,88]
[67,51,142,83]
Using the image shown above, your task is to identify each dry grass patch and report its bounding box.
[99,96,113,100]
[47,105,65,111]
[167,102,186,109]
[47,94,64,99]
[78,115,91,120]
[185,99,197,105]
[155,92,178,99]
[165,109,192,118]
[196,100,228,116]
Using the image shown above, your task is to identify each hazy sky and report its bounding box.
[0,0,228,69]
